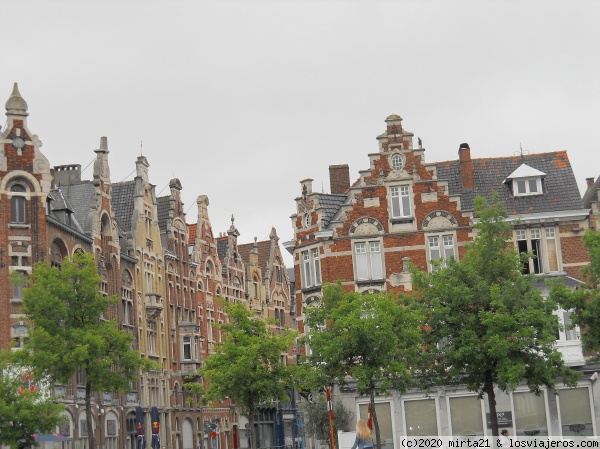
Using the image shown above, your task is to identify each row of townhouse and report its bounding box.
[286,114,600,442]
[0,84,294,449]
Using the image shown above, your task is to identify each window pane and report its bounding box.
[359,403,393,449]
[391,193,401,218]
[371,251,383,280]
[513,391,548,436]
[563,311,577,341]
[516,180,526,193]
[528,179,538,193]
[449,396,484,436]
[356,252,368,280]
[558,388,593,436]
[545,229,558,272]
[405,399,438,436]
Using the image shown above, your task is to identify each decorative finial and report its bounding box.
[418,137,422,148]
[231,214,235,225]
[5,83,28,117]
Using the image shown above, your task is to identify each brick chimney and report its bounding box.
[459,143,474,189]
[329,164,350,194]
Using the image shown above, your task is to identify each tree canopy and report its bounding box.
[303,284,424,449]
[188,301,298,449]
[0,365,65,449]
[11,252,154,449]
[412,195,579,436]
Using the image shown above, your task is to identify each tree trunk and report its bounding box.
[86,379,95,449]
[370,389,381,449]
[248,401,256,449]
[485,371,499,437]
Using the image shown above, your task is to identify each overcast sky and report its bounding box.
[3,0,599,267]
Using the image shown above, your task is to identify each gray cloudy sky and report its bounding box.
[3,0,599,266]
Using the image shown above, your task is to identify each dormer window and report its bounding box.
[514,177,542,195]
[504,163,546,197]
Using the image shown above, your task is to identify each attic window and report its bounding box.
[514,177,542,196]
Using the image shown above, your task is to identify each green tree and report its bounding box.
[188,301,298,449]
[301,394,353,449]
[303,284,424,449]
[413,195,579,436]
[550,229,600,353]
[11,252,154,449]
[0,364,65,449]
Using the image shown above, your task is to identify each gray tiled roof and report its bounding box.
[157,196,170,233]
[47,189,85,234]
[111,181,136,231]
[59,182,96,235]
[217,238,228,261]
[435,152,583,214]
[315,193,347,227]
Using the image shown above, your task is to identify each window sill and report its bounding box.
[9,223,30,229]
[301,285,322,295]
[355,278,386,286]
[10,298,23,304]
[390,217,414,224]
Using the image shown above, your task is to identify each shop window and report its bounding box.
[513,391,548,436]
[404,399,438,436]
[358,402,393,449]
[558,387,594,436]
[448,396,484,436]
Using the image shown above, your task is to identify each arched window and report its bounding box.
[50,240,67,269]
[10,184,27,224]
[391,153,404,171]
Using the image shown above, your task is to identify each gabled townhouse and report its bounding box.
[287,114,598,440]
[111,156,171,447]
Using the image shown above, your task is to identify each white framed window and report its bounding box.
[390,153,404,171]
[403,398,439,436]
[354,240,384,281]
[557,387,595,436]
[427,234,456,271]
[358,402,394,448]
[301,248,321,288]
[512,390,549,436]
[447,395,486,436]
[390,185,411,218]
[10,184,27,224]
[183,336,192,360]
[515,227,559,274]
[513,177,542,196]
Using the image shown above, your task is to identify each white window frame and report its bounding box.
[515,227,560,274]
[390,185,411,218]
[356,398,396,448]
[402,394,441,436]
[390,153,404,171]
[513,177,542,196]
[427,233,456,271]
[446,393,488,436]
[510,388,550,436]
[353,240,384,281]
[556,385,596,436]
[301,248,322,288]
[183,335,192,361]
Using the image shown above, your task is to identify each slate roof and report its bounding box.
[157,196,170,233]
[47,188,85,234]
[435,151,584,214]
[111,181,136,231]
[216,237,228,261]
[59,181,96,235]
[315,193,347,227]
[238,239,272,273]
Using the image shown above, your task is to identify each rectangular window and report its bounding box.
[301,249,322,288]
[404,399,438,436]
[11,196,26,224]
[449,396,484,436]
[391,186,411,218]
[428,234,455,271]
[558,388,594,436]
[563,311,578,341]
[513,391,548,436]
[11,271,28,300]
[514,177,542,196]
[516,227,559,274]
[183,336,192,360]
[355,240,384,281]
[359,402,393,448]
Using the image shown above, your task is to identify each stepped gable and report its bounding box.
[111,181,136,231]
[436,151,583,214]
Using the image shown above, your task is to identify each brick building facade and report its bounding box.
[287,114,598,438]
[0,84,294,449]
